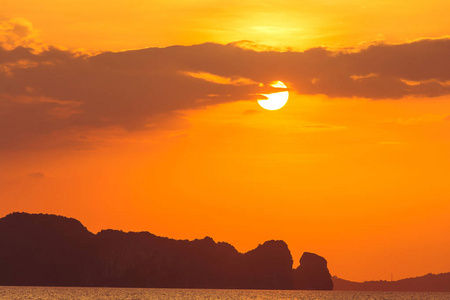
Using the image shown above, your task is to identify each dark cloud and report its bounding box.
[1,32,449,150]
[26,172,45,179]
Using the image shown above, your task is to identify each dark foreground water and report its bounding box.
[0,286,448,300]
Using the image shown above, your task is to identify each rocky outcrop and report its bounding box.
[237,240,293,289]
[0,212,331,289]
[293,252,333,290]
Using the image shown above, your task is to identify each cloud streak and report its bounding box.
[1,19,449,150]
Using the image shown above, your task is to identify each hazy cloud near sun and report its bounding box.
[1,18,450,150]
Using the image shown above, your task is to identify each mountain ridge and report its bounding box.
[0,212,332,290]
[2,212,447,291]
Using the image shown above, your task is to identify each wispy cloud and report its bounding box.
[26,172,45,178]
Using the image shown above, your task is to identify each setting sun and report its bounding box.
[258,81,289,110]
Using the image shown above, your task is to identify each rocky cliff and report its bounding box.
[293,252,334,290]
[0,212,332,289]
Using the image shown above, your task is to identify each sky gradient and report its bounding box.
[1,1,449,282]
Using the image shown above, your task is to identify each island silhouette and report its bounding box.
[1,212,448,291]
[0,212,332,290]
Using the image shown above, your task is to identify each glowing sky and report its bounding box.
[1,0,449,282]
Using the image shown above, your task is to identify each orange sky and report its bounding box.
[1,0,449,282]
[2,0,450,51]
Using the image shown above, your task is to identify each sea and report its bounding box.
[0,287,448,300]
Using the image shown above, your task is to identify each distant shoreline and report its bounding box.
[332,273,450,292]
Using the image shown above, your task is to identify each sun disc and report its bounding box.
[258,81,289,110]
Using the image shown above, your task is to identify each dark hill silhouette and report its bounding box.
[293,252,333,290]
[238,240,293,289]
[0,212,332,290]
[0,212,99,286]
[332,273,450,292]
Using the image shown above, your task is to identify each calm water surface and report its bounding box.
[0,286,448,300]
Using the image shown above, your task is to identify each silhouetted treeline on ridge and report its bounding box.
[0,212,333,290]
